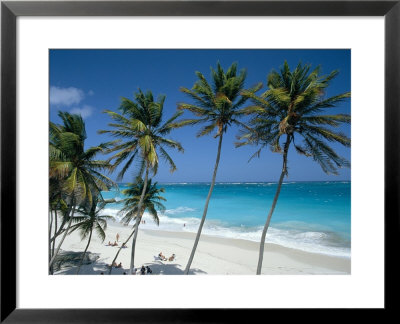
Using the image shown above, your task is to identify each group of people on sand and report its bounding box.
[131,265,152,275]
[158,252,175,262]
[107,234,127,248]
[101,266,151,275]
[107,241,127,248]
[105,234,174,275]
[111,261,123,268]
[107,241,119,247]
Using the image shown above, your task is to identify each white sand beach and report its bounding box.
[53,221,350,275]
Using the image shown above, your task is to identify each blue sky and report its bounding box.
[49,49,351,183]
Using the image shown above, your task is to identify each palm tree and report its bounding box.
[99,89,183,274]
[70,197,116,274]
[49,112,116,271]
[108,178,166,274]
[175,62,261,274]
[237,61,351,274]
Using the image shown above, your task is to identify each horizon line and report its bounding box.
[113,180,351,184]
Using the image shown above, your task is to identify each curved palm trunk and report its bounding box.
[49,209,54,274]
[129,167,149,274]
[49,209,54,262]
[108,227,136,275]
[52,211,58,257]
[50,211,58,275]
[76,227,93,274]
[50,205,70,244]
[256,136,290,275]
[49,205,76,270]
[184,133,223,275]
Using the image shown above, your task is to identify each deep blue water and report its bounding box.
[101,181,351,257]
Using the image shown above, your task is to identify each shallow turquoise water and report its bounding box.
[101,181,351,257]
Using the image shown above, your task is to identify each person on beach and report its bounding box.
[113,241,118,246]
[116,262,122,268]
[159,252,167,261]
[116,233,120,242]
[168,254,176,261]
[107,241,112,246]
[146,266,152,274]
[140,266,146,275]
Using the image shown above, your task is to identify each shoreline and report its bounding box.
[54,221,351,275]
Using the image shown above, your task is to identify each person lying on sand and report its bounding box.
[168,254,176,261]
[112,241,118,246]
[107,241,112,246]
[158,252,167,261]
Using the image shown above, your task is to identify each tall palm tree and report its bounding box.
[108,178,166,274]
[99,89,183,274]
[237,61,351,274]
[70,197,116,274]
[175,62,261,274]
[49,112,116,270]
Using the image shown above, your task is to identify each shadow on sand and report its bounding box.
[53,250,207,275]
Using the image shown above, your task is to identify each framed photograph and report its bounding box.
[1,0,398,322]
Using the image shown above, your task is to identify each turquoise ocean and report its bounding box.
[101,181,351,258]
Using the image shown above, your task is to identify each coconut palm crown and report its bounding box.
[119,178,166,226]
[50,112,116,207]
[175,62,262,137]
[71,197,116,244]
[238,61,351,175]
[99,89,184,180]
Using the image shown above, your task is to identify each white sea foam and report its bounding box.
[164,206,196,215]
[99,207,350,258]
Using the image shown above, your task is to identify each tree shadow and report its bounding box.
[53,250,207,275]
[53,250,125,275]
[144,257,207,275]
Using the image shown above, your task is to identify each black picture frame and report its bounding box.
[1,0,399,322]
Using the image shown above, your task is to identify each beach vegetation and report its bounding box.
[236,61,351,274]
[108,178,166,274]
[70,197,116,274]
[49,112,116,272]
[174,62,262,274]
[99,90,183,274]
